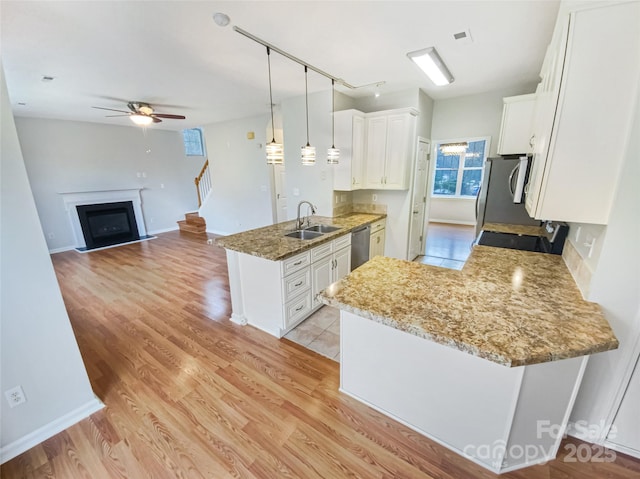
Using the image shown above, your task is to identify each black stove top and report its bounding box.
[477,222,569,255]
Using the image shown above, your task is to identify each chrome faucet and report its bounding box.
[296,201,317,229]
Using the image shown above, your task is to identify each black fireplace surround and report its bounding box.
[76,201,140,250]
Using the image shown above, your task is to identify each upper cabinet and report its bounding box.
[497,94,536,155]
[333,110,365,191]
[525,1,640,224]
[334,107,418,191]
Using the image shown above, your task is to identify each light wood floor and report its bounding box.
[2,230,639,478]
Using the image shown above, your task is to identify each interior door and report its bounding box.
[273,164,287,223]
[408,139,430,260]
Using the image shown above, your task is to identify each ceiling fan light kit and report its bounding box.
[92,101,186,126]
[130,114,153,126]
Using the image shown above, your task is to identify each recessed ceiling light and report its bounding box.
[41,76,55,82]
[213,12,230,27]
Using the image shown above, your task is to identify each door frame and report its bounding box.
[407,137,431,260]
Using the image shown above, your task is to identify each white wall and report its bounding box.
[569,95,640,440]
[429,84,537,224]
[1,64,102,462]
[15,118,202,251]
[199,114,274,235]
[282,90,353,218]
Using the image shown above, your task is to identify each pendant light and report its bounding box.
[327,79,340,164]
[301,66,316,165]
[265,47,284,165]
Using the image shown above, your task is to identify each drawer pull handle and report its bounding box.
[294,281,303,287]
[295,304,304,311]
[293,260,303,266]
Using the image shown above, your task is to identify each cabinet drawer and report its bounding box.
[283,268,311,302]
[281,251,311,276]
[311,241,333,262]
[370,219,386,233]
[333,233,351,250]
[284,291,313,329]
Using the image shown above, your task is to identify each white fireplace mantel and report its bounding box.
[60,189,147,249]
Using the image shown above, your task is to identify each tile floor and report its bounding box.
[284,222,477,362]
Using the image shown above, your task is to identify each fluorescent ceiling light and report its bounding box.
[130,114,153,126]
[407,47,454,86]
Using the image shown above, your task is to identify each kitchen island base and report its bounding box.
[340,311,589,473]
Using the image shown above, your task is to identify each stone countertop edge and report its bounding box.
[320,252,619,368]
[214,213,387,261]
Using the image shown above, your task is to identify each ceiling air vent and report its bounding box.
[453,29,473,45]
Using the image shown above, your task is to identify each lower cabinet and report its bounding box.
[369,219,386,259]
[230,233,351,338]
[311,236,351,309]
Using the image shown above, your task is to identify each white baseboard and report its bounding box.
[147,226,179,235]
[206,228,231,236]
[1,396,104,464]
[49,245,76,254]
[604,440,640,460]
[429,219,476,226]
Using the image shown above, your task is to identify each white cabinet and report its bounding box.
[333,110,365,191]
[497,94,535,155]
[230,233,352,337]
[311,235,351,309]
[364,111,417,190]
[525,1,640,224]
[369,219,386,259]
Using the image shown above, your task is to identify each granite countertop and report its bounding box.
[321,248,618,367]
[483,222,545,236]
[215,213,386,261]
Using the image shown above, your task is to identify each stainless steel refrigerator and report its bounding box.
[475,156,540,237]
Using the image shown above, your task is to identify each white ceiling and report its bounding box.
[1,1,560,131]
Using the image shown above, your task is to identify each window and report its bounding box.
[432,138,489,197]
[182,128,206,157]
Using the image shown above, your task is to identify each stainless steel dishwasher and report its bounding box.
[351,225,371,270]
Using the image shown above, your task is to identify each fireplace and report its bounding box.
[76,201,140,250]
[60,189,150,252]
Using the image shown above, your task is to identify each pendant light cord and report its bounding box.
[304,66,310,147]
[267,47,276,143]
[331,79,335,148]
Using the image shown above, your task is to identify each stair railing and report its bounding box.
[194,159,211,207]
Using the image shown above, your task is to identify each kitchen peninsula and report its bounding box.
[215,213,385,337]
[320,248,618,473]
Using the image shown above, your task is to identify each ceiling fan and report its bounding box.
[92,102,186,125]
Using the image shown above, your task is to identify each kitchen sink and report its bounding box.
[285,230,324,240]
[304,224,341,233]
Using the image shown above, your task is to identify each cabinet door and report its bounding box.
[384,113,413,189]
[369,229,385,258]
[497,95,535,155]
[311,256,333,308]
[333,247,352,282]
[334,110,365,191]
[351,115,365,189]
[364,116,387,188]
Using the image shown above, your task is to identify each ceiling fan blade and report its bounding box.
[92,106,130,113]
[152,117,162,123]
[152,113,186,119]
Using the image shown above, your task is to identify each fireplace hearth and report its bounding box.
[76,201,140,250]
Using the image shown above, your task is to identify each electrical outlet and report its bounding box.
[372,194,378,202]
[5,386,26,408]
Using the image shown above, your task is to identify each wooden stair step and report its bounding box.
[184,212,206,226]
[177,220,206,234]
